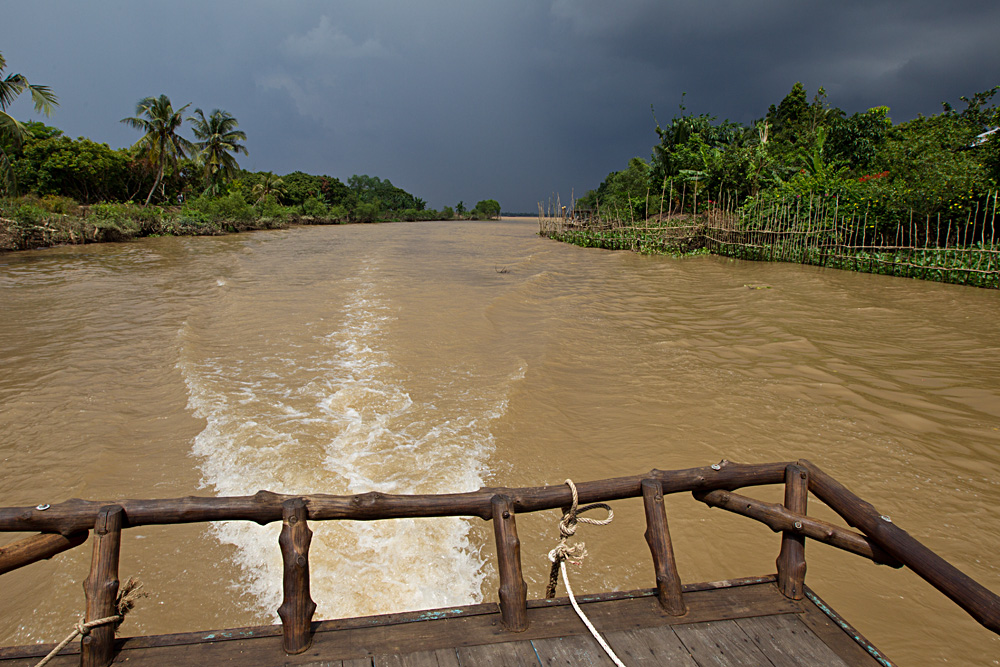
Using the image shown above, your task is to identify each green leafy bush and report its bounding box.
[353,201,380,223]
[328,204,349,223]
[39,194,81,216]
[301,195,329,218]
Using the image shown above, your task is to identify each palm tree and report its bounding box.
[121,95,193,206]
[252,172,285,204]
[0,51,58,193]
[188,108,248,196]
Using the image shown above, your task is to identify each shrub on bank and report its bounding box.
[301,195,329,218]
[1,196,97,250]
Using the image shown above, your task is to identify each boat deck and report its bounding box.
[0,577,890,666]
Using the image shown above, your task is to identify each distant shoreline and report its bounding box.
[0,211,519,254]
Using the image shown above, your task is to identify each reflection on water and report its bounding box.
[1,220,998,665]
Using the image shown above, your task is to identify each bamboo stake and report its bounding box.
[641,480,686,615]
[991,190,997,247]
[659,178,666,220]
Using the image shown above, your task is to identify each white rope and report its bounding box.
[546,479,628,667]
[559,560,627,667]
[33,578,145,667]
[34,615,121,667]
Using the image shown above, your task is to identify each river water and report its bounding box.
[1,219,998,665]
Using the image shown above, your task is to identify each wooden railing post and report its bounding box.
[491,495,528,632]
[277,498,317,655]
[81,505,123,667]
[641,479,686,615]
[776,464,808,599]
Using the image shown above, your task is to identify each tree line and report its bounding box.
[0,52,502,251]
[577,83,1000,240]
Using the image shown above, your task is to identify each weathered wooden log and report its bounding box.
[776,464,808,599]
[491,495,528,632]
[81,505,123,667]
[0,531,87,575]
[799,459,1000,635]
[641,479,686,615]
[692,489,902,567]
[277,499,316,654]
[0,461,790,535]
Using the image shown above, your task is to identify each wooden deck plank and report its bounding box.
[456,641,540,666]
[531,635,616,666]
[673,619,773,666]
[603,627,699,666]
[796,588,895,667]
[0,583,888,667]
[374,647,460,667]
[736,615,850,666]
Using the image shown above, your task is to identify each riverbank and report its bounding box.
[539,205,1000,289]
[0,207,327,252]
[0,199,432,253]
[0,196,513,253]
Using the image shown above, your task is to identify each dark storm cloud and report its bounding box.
[3,1,998,211]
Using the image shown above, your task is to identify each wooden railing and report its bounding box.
[1,459,998,666]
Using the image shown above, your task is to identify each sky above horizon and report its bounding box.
[3,1,999,212]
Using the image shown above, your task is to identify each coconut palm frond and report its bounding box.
[120,94,192,205]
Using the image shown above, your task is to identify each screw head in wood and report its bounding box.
[35,504,50,511]
[711,463,721,470]
[794,521,803,529]
[880,515,892,523]
[502,511,511,519]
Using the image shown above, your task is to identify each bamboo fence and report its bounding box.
[539,191,1000,289]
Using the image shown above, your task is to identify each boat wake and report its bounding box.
[178,264,504,621]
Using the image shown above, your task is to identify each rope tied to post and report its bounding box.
[545,479,614,598]
[34,578,146,667]
[546,480,626,667]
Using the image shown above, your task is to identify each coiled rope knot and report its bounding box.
[75,616,120,637]
[545,479,613,598]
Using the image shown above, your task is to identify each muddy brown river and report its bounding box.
[1,219,998,664]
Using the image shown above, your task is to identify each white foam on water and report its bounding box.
[179,269,504,621]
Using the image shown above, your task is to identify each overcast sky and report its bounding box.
[3,1,999,212]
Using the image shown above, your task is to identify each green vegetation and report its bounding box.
[471,199,501,220]
[559,83,1000,288]
[1,51,58,194]
[121,94,195,206]
[0,57,503,252]
[189,108,248,196]
[578,84,999,223]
